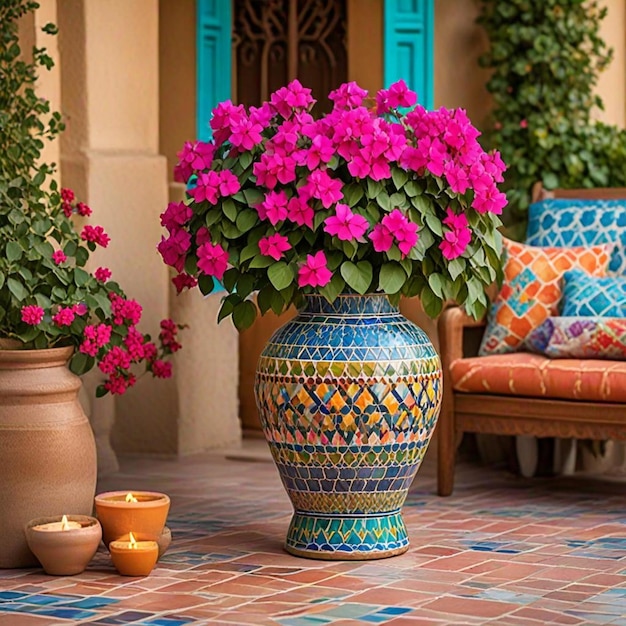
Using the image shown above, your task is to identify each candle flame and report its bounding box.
[129,531,137,549]
[61,515,70,531]
[125,492,138,503]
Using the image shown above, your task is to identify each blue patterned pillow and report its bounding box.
[526,199,626,275]
[561,269,626,317]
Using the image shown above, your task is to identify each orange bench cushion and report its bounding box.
[450,353,626,403]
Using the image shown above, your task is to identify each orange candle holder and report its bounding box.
[94,491,170,548]
[109,532,158,576]
[24,515,102,576]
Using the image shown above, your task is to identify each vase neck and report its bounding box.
[303,294,397,316]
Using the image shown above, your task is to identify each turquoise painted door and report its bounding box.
[384,0,434,110]
[196,0,232,141]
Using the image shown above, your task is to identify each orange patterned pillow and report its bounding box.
[479,239,612,355]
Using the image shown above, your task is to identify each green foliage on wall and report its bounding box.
[478,0,626,229]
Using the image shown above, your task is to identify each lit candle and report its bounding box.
[109,531,159,576]
[24,515,102,576]
[94,491,170,548]
[31,515,82,532]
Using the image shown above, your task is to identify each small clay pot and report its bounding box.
[24,515,102,575]
[109,526,172,559]
[94,491,170,547]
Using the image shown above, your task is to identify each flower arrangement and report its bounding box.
[0,1,181,396]
[159,79,506,329]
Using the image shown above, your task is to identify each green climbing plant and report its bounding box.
[477,0,626,233]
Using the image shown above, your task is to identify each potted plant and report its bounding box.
[159,79,505,559]
[0,0,181,567]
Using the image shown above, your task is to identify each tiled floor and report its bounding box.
[1,440,625,625]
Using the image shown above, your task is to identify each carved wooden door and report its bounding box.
[232,0,347,114]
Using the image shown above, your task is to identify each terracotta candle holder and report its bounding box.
[94,491,170,547]
[24,515,102,576]
[109,532,159,576]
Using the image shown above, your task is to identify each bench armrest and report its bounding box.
[438,306,487,367]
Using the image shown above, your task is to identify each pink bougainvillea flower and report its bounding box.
[157,228,191,272]
[369,223,394,253]
[197,241,229,280]
[196,227,211,246]
[328,81,368,110]
[73,303,88,316]
[172,272,198,294]
[259,233,292,261]
[152,359,173,379]
[94,266,112,282]
[381,209,419,257]
[98,345,133,375]
[174,140,216,183]
[210,100,245,145]
[472,185,508,215]
[302,169,343,208]
[189,170,221,204]
[76,202,92,217]
[52,307,75,327]
[257,190,289,225]
[304,135,334,170]
[160,201,193,232]
[103,372,136,395]
[60,188,75,203]
[324,203,369,241]
[52,250,67,265]
[21,305,44,325]
[109,293,143,325]
[298,251,333,288]
[159,319,182,352]
[80,323,112,356]
[81,225,110,248]
[229,115,264,151]
[219,170,241,197]
[519,119,528,129]
[286,196,314,229]
[443,161,471,194]
[386,79,417,109]
[439,208,472,260]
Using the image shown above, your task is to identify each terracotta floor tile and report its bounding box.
[421,595,518,618]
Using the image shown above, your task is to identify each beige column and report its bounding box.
[58,0,177,456]
[597,0,626,127]
[159,1,241,451]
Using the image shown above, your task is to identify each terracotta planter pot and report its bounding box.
[0,346,97,568]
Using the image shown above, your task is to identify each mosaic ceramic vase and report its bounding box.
[254,294,442,560]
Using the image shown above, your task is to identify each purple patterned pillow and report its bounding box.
[526,317,626,360]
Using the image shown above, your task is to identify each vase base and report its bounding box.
[284,511,409,561]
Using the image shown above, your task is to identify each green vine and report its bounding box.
[478,0,626,233]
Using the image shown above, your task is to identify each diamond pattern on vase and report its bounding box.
[285,511,409,559]
[479,238,612,355]
[254,294,442,560]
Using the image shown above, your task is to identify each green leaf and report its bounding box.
[7,277,27,301]
[75,247,89,267]
[198,274,215,295]
[243,188,264,206]
[236,209,258,233]
[447,257,466,281]
[340,261,372,294]
[222,268,239,292]
[404,181,422,197]
[379,262,406,294]
[232,300,257,330]
[240,242,259,263]
[267,262,294,291]
[421,285,443,319]
[392,167,409,190]
[376,191,391,212]
[319,273,346,303]
[74,268,90,287]
[69,352,94,376]
[236,273,256,299]
[366,179,383,199]
[542,172,559,189]
[257,285,275,314]
[343,184,364,208]
[425,214,443,237]
[249,254,273,269]
[222,199,237,221]
[428,273,445,298]
[6,241,22,262]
